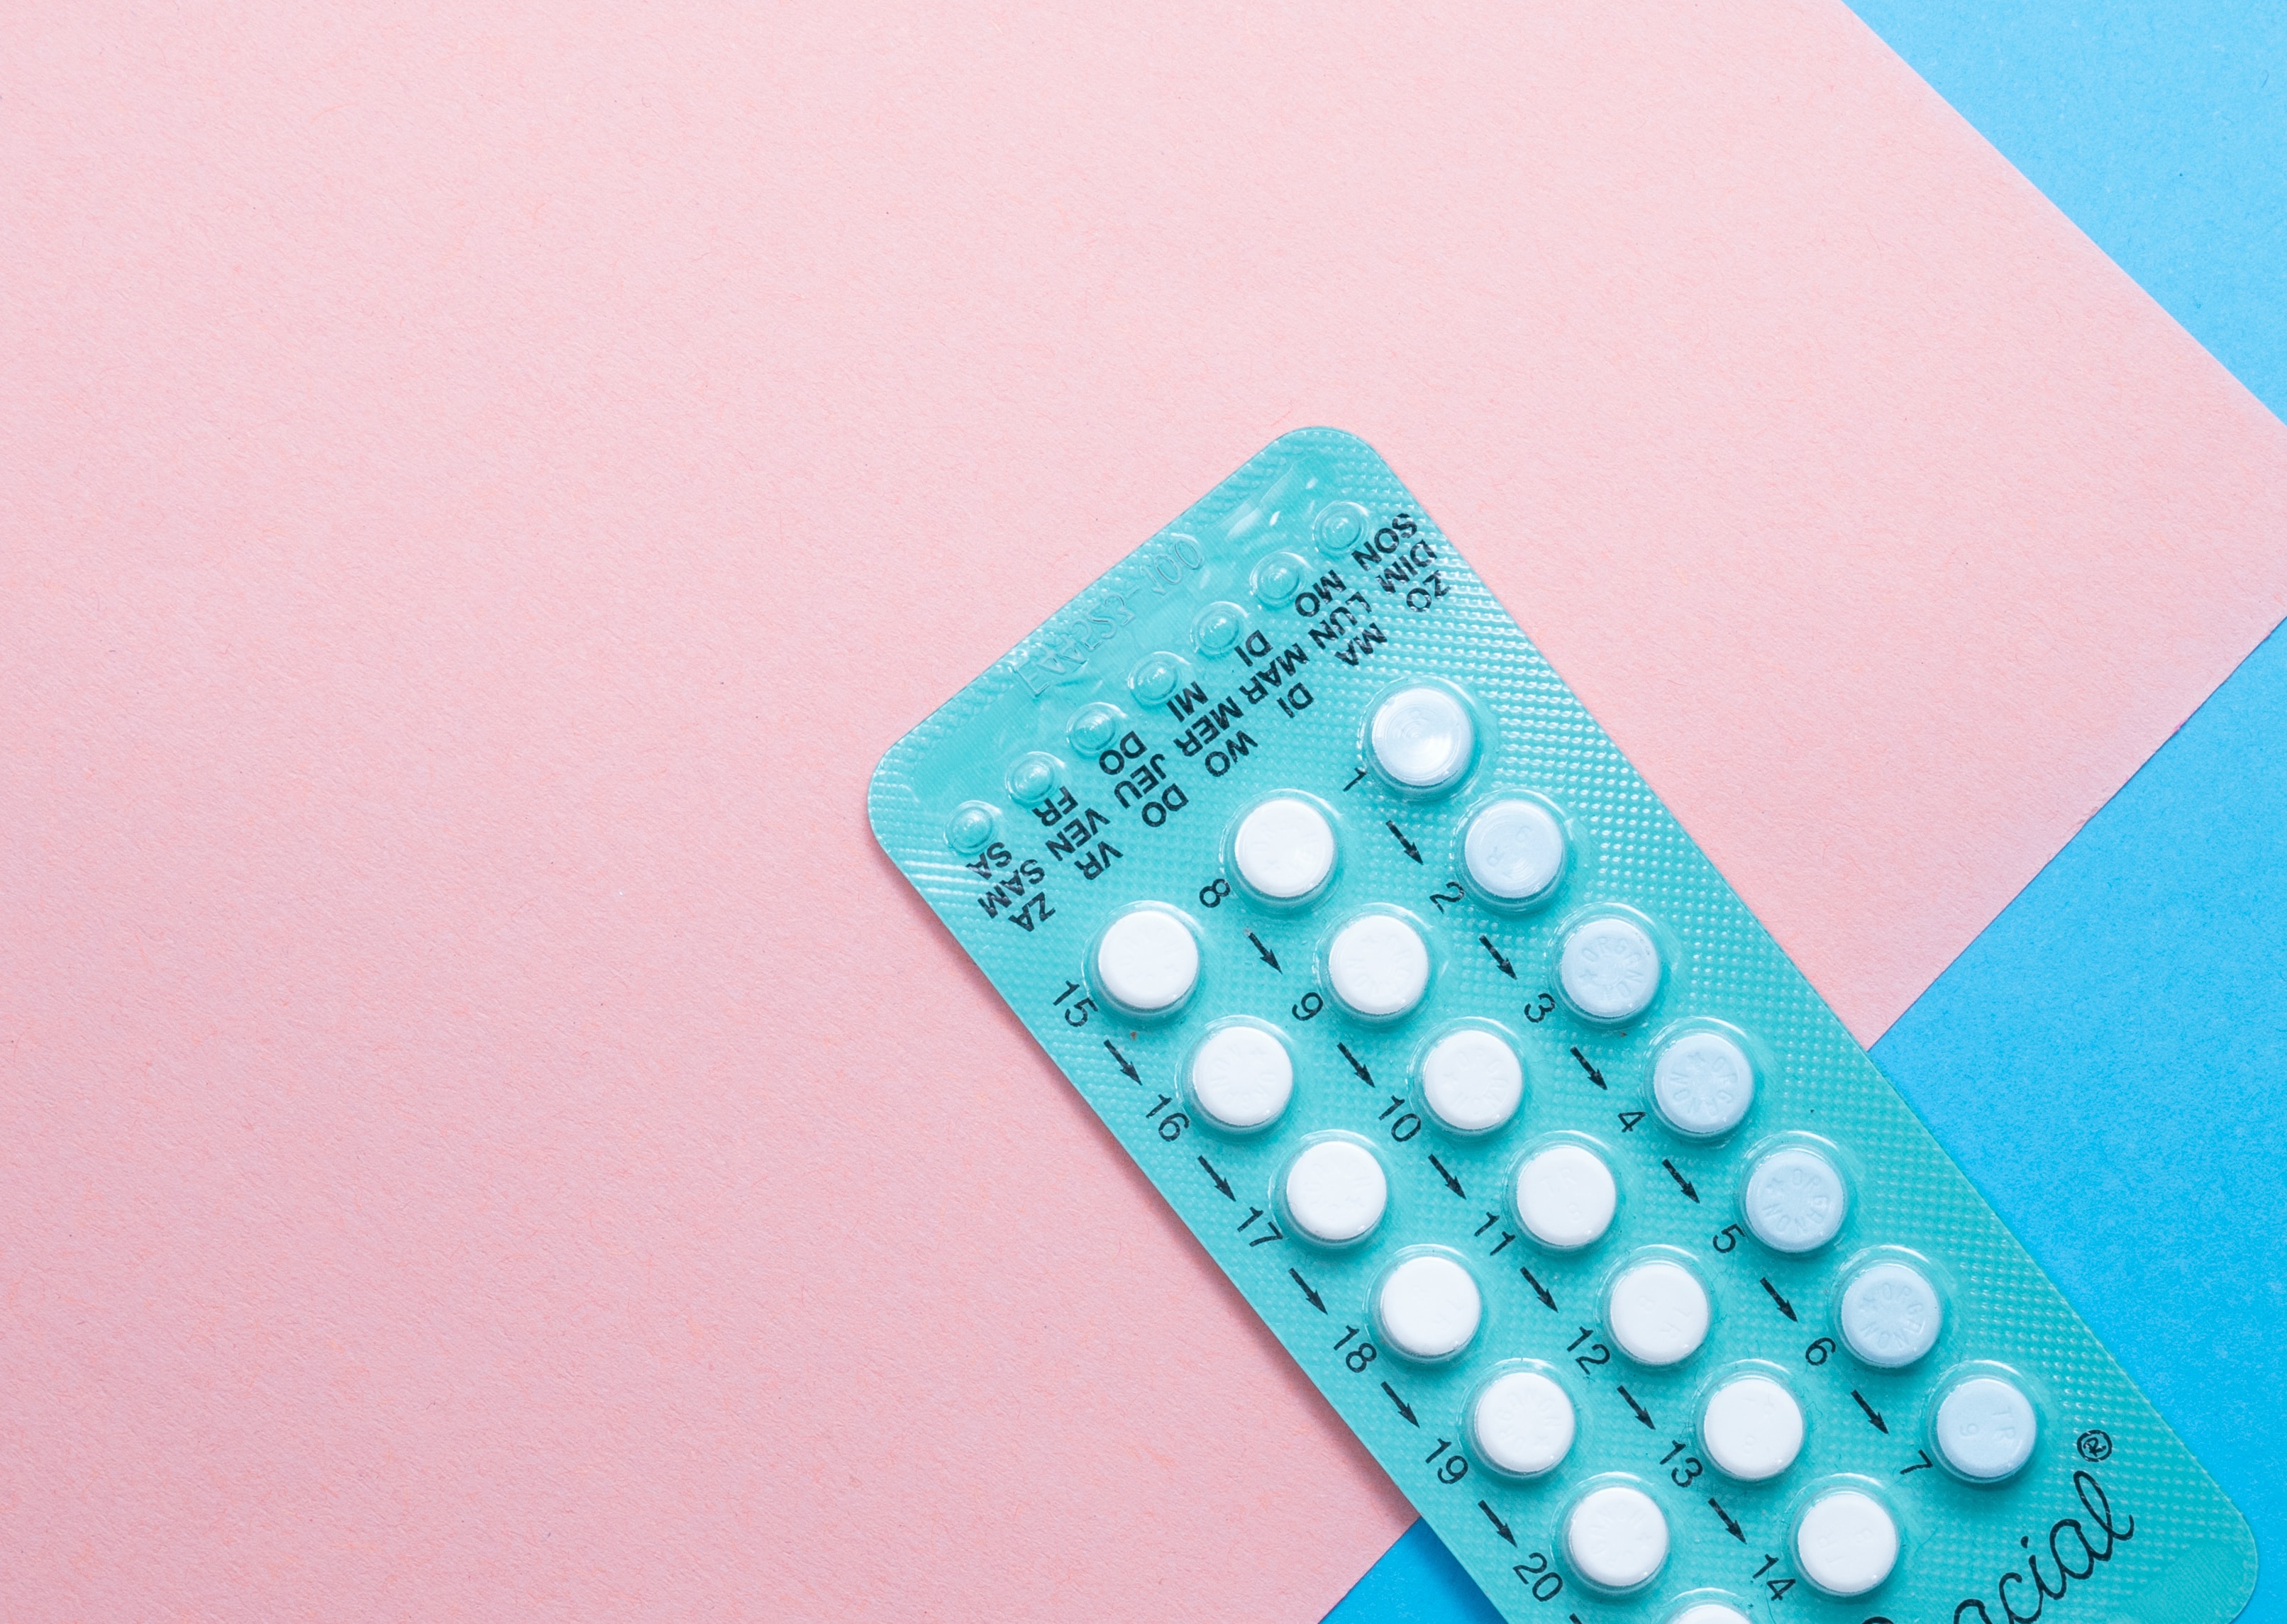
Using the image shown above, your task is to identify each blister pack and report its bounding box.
[867,430,2254,1624]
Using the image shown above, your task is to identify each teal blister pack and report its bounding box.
[867,430,2256,1624]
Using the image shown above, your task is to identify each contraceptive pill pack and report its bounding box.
[867,431,2255,1624]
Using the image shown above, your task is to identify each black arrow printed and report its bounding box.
[1290,1268,1326,1313]
[1518,1265,1557,1313]
[1852,1390,1890,1434]
[1104,1039,1140,1082]
[1478,1500,1516,1545]
[1385,820,1423,863]
[1615,1386,1655,1430]
[1198,1155,1234,1200]
[1382,1381,1419,1425]
[1429,1155,1466,1199]
[1569,1047,1607,1089]
[1761,1277,1798,1322]
[1248,930,1280,971]
[1478,935,1515,978]
[1338,1042,1374,1085]
[1661,1158,1700,1203]
[1709,1498,1746,1542]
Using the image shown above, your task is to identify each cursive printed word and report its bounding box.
[1951,1470,2134,1624]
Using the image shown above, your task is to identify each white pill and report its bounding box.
[1935,1376,2038,1481]
[1463,799,1566,902]
[1700,1375,1804,1481]
[1375,1255,1483,1361]
[1327,913,1432,1018]
[1094,907,1200,1013]
[1653,1030,1755,1138]
[1470,1371,1575,1477]
[1420,1028,1524,1133]
[1744,1146,1848,1253]
[1232,796,1336,901]
[1514,1143,1617,1250]
[1793,1489,1898,1597]
[1564,1484,1668,1592]
[1840,1262,1944,1369]
[1188,1025,1293,1131]
[1670,1606,1752,1624]
[1370,685,1475,789]
[1606,1260,1710,1366]
[1558,916,1661,1022]
[1283,1140,1388,1244]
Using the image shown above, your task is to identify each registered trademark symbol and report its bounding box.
[2076,1428,2114,1462]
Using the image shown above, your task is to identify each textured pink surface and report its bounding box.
[5,2,2286,1620]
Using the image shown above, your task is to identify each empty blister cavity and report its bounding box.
[946,799,997,855]
[1368,684,1475,791]
[1066,701,1125,755]
[1462,796,1566,906]
[1558,913,1663,1023]
[1373,1252,1482,1362]
[1605,1257,1710,1367]
[1700,1373,1804,1481]
[1418,1025,1524,1134]
[1004,751,1061,806]
[1793,1487,1899,1597]
[1840,1260,1944,1369]
[1565,1483,1668,1593]
[1192,600,1248,656]
[1282,1138,1388,1245]
[1252,550,1309,607]
[1186,1022,1292,1132]
[1325,912,1431,1019]
[1470,1369,1574,1478]
[1652,1027,1755,1138]
[1230,796,1336,902]
[1744,1142,1849,1254]
[1092,906,1200,1016]
[1515,1141,1617,1250]
[1129,651,1189,706]
[1934,1374,2038,1482]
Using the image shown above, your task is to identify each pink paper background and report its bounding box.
[5,2,2284,1620]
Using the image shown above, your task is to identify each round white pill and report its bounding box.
[1652,1030,1755,1138]
[1470,1371,1575,1477]
[1463,799,1566,902]
[1375,1255,1483,1361]
[1606,1260,1710,1366]
[1420,1028,1524,1133]
[1558,916,1662,1022]
[1370,685,1475,789]
[1565,1484,1668,1592]
[1283,1140,1388,1244]
[1670,1605,1752,1624]
[1514,1143,1617,1250]
[1935,1376,2038,1481]
[1840,1262,1943,1369]
[1188,1025,1293,1131]
[1700,1375,1804,1481]
[1793,1489,1898,1597]
[1327,913,1432,1018]
[1744,1146,1848,1253]
[1231,796,1336,901]
[1094,907,1200,1013]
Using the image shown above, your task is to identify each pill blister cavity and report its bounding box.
[1934,1376,2037,1482]
[1565,1484,1668,1592]
[1252,551,1309,607]
[1373,1254,1482,1361]
[1129,652,1187,706]
[1188,1025,1292,1132]
[1653,1030,1754,1138]
[1191,600,1248,657]
[1471,1371,1574,1477]
[946,800,997,855]
[1700,1374,1804,1481]
[1606,1259,1710,1366]
[1419,1028,1523,1134]
[1744,1145,1848,1253]
[1793,1489,1898,1597]
[1840,1262,1942,1369]
[1327,913,1431,1018]
[1094,908,1200,1015]
[1463,798,1566,904]
[1669,1606,1751,1624]
[1231,797,1336,901]
[1068,702,1124,755]
[1558,916,1662,1023]
[1313,501,1370,555]
[1369,685,1475,791]
[1005,751,1061,806]
[1284,1140,1388,1244]
[1515,1143,1617,1250]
